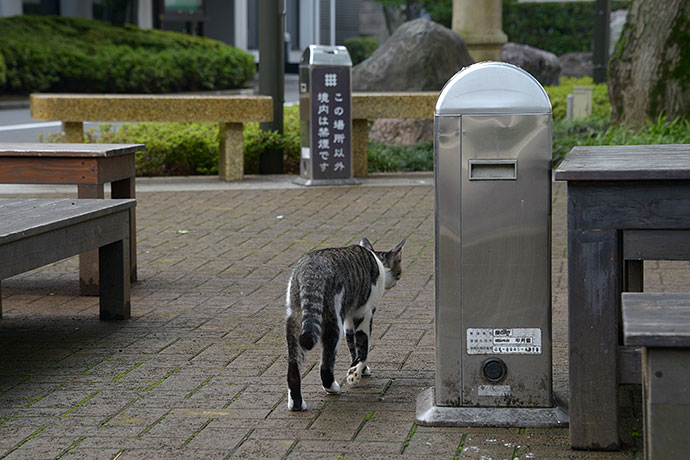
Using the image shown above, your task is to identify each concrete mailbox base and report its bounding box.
[415,387,569,428]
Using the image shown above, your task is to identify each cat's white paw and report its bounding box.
[362,365,371,377]
[287,392,307,411]
[323,381,341,394]
[347,362,367,385]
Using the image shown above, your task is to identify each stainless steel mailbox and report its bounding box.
[416,62,568,427]
[295,45,358,186]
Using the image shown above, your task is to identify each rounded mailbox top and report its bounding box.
[301,45,352,67]
[435,62,551,115]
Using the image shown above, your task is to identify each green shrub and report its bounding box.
[344,37,379,65]
[243,105,300,174]
[545,76,611,121]
[0,15,255,94]
[368,140,433,172]
[552,115,690,166]
[88,122,219,176]
[0,52,6,88]
[503,0,628,56]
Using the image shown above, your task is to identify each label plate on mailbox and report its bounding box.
[467,328,542,355]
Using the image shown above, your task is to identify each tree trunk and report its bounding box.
[608,0,690,125]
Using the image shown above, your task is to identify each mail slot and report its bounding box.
[469,160,517,180]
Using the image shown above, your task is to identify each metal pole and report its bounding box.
[330,0,336,46]
[592,0,610,83]
[258,0,285,173]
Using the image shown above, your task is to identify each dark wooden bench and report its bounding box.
[0,142,143,296]
[622,292,690,460]
[554,144,690,450]
[0,198,135,320]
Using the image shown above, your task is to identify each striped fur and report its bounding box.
[286,238,405,411]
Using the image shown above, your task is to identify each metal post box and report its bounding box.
[295,45,358,186]
[416,62,567,427]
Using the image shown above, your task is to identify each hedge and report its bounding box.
[0,52,6,87]
[344,37,379,65]
[0,15,255,94]
[502,0,629,56]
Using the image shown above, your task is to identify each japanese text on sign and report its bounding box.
[310,67,351,180]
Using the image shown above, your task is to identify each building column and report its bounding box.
[0,0,22,17]
[452,0,507,62]
[137,0,153,29]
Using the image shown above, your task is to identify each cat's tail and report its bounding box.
[298,277,324,351]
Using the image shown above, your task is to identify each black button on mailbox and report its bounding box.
[482,358,507,382]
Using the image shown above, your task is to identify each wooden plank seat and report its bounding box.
[0,142,143,296]
[0,198,135,320]
[622,293,690,459]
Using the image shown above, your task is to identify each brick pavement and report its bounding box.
[1,176,688,459]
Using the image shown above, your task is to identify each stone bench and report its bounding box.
[351,92,438,176]
[30,94,273,181]
[0,198,136,320]
[622,292,690,459]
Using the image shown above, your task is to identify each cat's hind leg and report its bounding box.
[320,292,343,395]
[286,284,307,411]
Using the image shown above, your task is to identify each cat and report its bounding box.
[285,237,405,411]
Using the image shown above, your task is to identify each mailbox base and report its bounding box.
[415,387,569,428]
[294,177,360,187]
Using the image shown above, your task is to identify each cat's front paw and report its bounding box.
[287,393,307,411]
[346,362,367,385]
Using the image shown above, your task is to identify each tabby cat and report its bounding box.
[285,238,405,411]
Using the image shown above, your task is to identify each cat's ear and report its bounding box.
[392,239,405,256]
[359,237,374,251]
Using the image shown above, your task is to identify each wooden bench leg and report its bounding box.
[644,348,690,459]
[568,229,621,450]
[111,177,137,283]
[218,122,244,181]
[99,237,130,320]
[78,184,105,296]
[352,118,369,177]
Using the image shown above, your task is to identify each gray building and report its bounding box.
[3,0,366,68]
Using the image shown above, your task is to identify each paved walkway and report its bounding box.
[1,174,687,459]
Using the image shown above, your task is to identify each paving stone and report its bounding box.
[0,179,648,459]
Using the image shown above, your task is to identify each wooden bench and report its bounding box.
[0,142,143,296]
[0,198,136,320]
[30,93,273,181]
[554,144,690,450]
[622,293,690,459]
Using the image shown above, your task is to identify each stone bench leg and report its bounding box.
[218,122,244,181]
[99,236,131,320]
[63,121,84,143]
[352,118,369,177]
